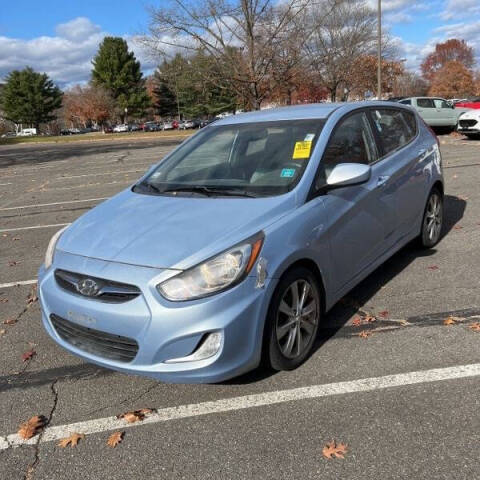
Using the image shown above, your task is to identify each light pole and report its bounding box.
[124,107,128,125]
[377,0,382,100]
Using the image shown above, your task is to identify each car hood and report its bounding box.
[459,109,480,120]
[57,189,296,269]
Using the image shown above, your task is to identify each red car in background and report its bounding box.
[454,98,480,109]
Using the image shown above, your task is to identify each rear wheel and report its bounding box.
[420,189,443,248]
[264,267,321,371]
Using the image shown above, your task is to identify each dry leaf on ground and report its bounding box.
[58,432,85,448]
[3,318,17,325]
[443,316,457,325]
[0,298,8,303]
[27,286,38,305]
[378,310,389,318]
[107,431,124,447]
[322,440,348,459]
[116,408,154,423]
[8,261,19,267]
[352,317,362,327]
[468,322,480,332]
[358,330,371,339]
[363,315,376,323]
[18,415,47,439]
[22,349,36,362]
[0,329,6,336]
[428,265,439,270]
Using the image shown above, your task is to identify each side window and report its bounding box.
[401,111,417,139]
[433,99,450,109]
[371,109,414,155]
[321,112,378,180]
[417,98,435,108]
[399,99,411,105]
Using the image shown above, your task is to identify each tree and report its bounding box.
[63,85,115,128]
[428,60,475,98]
[91,37,150,120]
[421,39,475,82]
[0,67,62,132]
[391,71,428,97]
[303,0,378,101]
[146,0,335,110]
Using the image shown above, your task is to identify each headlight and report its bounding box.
[158,233,264,301]
[44,226,68,269]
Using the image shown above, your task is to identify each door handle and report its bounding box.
[376,175,390,188]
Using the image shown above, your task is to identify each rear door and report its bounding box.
[368,107,427,241]
[318,110,396,291]
[415,98,437,125]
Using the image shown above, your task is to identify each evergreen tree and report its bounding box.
[0,67,62,131]
[91,37,150,119]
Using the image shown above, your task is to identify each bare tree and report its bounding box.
[146,0,336,110]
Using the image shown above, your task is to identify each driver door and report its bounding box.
[319,111,397,292]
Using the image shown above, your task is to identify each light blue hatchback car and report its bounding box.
[39,102,444,383]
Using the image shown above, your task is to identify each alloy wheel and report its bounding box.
[424,192,442,244]
[275,279,319,359]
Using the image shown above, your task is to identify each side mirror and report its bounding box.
[326,163,371,189]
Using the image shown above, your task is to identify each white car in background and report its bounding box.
[113,124,129,133]
[457,110,480,139]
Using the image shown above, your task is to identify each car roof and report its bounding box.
[214,101,408,125]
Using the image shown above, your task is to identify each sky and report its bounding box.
[0,0,479,88]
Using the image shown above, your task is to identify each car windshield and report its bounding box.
[134,120,324,197]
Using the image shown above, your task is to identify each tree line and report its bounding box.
[1,0,480,134]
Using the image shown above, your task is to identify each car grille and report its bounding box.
[55,269,141,303]
[50,314,139,363]
[459,119,477,128]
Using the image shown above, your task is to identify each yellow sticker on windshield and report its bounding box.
[292,141,312,159]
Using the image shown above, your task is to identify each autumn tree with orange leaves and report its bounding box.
[421,39,474,83]
[428,60,475,98]
[63,85,115,128]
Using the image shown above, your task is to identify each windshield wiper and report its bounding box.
[162,186,258,198]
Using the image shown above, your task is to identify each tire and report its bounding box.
[263,266,321,371]
[419,188,443,248]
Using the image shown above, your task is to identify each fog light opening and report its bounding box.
[164,332,223,364]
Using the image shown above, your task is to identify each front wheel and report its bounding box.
[420,189,443,248]
[264,267,321,371]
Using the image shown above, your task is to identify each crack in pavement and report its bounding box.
[24,379,58,480]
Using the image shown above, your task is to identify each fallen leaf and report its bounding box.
[116,408,154,423]
[18,415,47,439]
[453,174,458,179]
[107,431,124,448]
[58,432,85,448]
[322,440,348,459]
[12,237,20,241]
[27,286,38,305]
[468,322,480,332]
[352,317,362,327]
[443,316,456,325]
[0,298,8,303]
[3,318,17,325]
[0,329,5,336]
[363,315,376,323]
[358,330,371,339]
[378,311,389,318]
[427,265,439,271]
[22,349,36,362]
[8,261,19,267]
[453,225,463,230]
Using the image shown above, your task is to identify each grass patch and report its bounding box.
[0,130,193,146]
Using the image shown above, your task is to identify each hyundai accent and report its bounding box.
[39,102,444,383]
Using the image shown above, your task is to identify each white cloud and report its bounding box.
[0,17,156,88]
[440,0,480,20]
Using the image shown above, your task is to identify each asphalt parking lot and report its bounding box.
[0,134,479,480]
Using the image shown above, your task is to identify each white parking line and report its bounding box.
[0,197,108,212]
[0,223,69,233]
[0,279,37,289]
[1,363,478,450]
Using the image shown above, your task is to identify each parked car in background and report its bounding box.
[113,124,129,133]
[162,121,174,130]
[454,98,480,110]
[103,126,114,134]
[457,110,480,139]
[129,124,141,132]
[17,128,37,137]
[1,132,16,138]
[397,97,466,130]
[143,121,160,132]
[39,102,443,383]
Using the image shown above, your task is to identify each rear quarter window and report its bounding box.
[370,109,416,156]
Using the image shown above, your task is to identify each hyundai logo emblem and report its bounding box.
[77,278,100,297]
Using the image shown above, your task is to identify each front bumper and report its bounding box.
[38,250,274,383]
